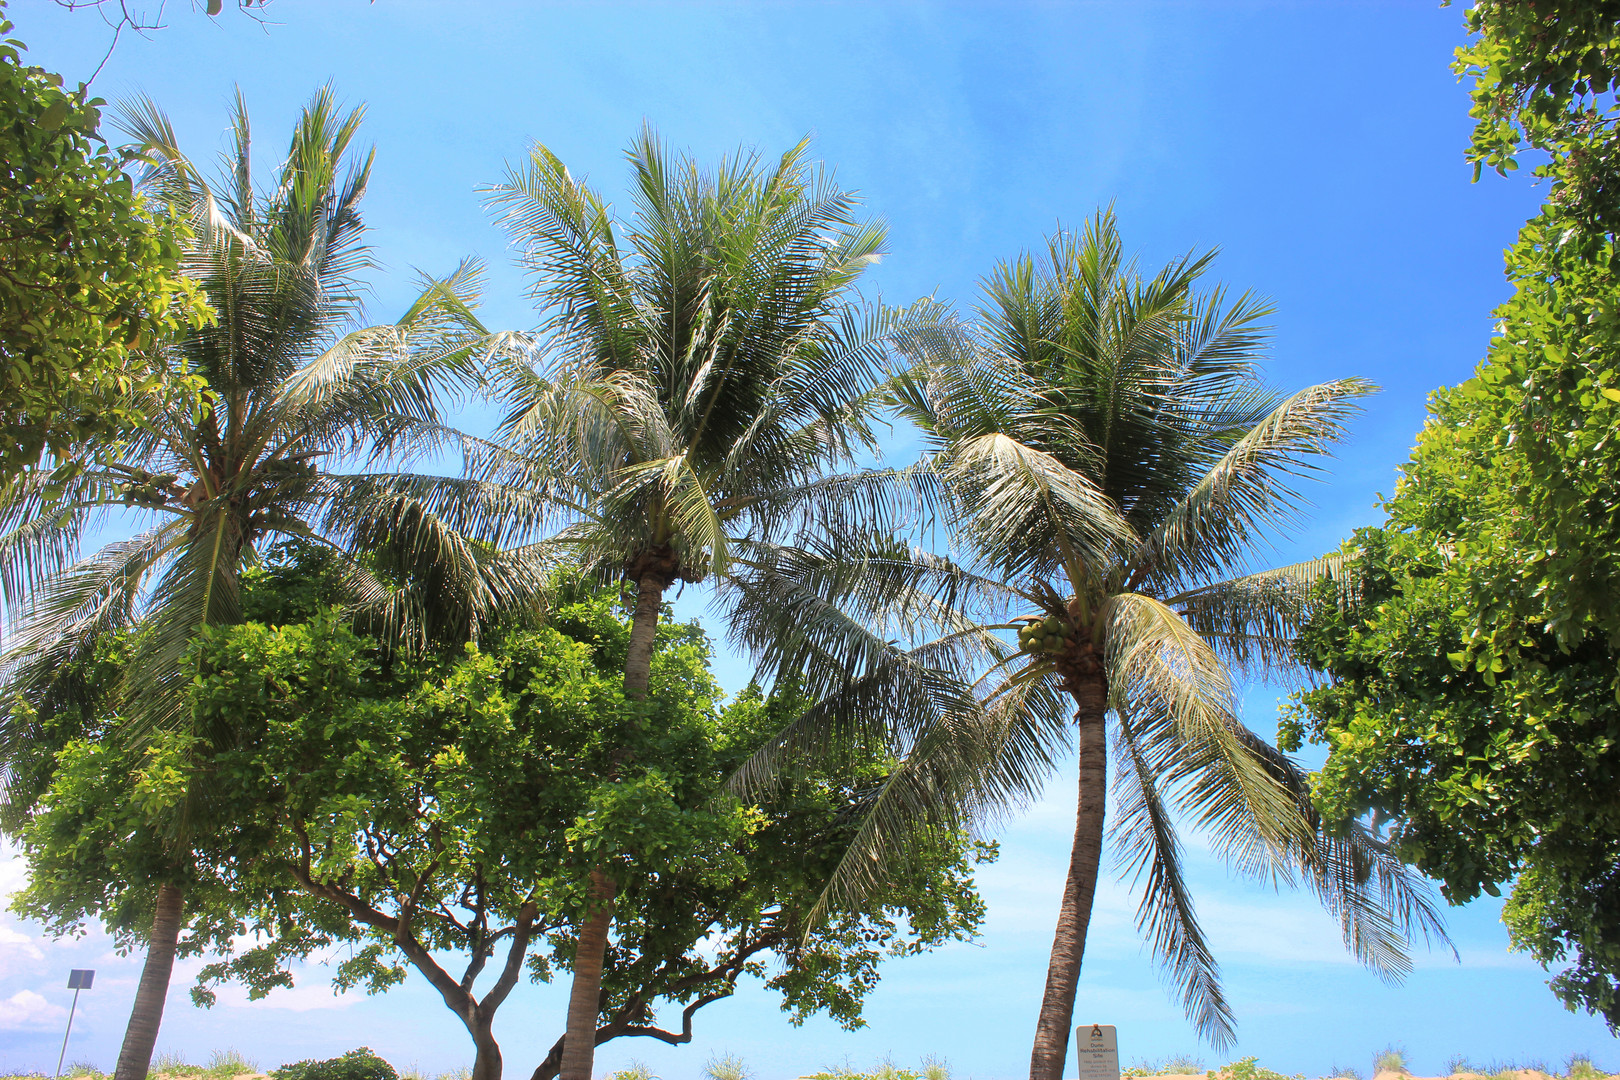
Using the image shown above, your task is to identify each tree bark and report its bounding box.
[560,869,619,1080]
[622,565,667,698]
[470,1014,503,1080]
[112,882,186,1080]
[558,559,671,1080]
[1029,671,1108,1080]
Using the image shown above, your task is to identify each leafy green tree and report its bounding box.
[0,0,210,478]
[733,213,1445,1080]
[475,129,936,1080]
[1280,0,1620,1031]
[1285,195,1620,1032]
[0,90,495,1080]
[1454,0,1620,226]
[16,565,991,1080]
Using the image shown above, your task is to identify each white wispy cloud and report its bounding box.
[0,988,67,1031]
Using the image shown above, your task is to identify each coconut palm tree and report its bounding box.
[475,128,939,1080]
[0,87,506,1080]
[724,211,1449,1080]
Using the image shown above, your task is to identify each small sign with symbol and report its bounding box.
[1075,1024,1119,1080]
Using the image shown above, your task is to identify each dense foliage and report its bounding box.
[0,1,208,477]
[1286,203,1620,1023]
[9,556,990,1080]
[270,1049,397,1080]
[1290,0,1620,1028]
[1456,0,1620,227]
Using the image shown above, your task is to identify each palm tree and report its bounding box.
[475,128,934,1080]
[0,87,496,1080]
[726,212,1449,1080]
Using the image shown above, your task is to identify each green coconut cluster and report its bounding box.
[1018,615,1071,656]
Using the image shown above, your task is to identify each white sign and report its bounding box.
[1074,1024,1119,1080]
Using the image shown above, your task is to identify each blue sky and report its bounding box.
[3,1,1615,1078]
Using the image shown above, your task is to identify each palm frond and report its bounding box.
[1111,705,1235,1048]
[1127,380,1377,591]
[1165,553,1352,677]
[1101,592,1307,879]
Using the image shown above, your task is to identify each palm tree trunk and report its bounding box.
[112,882,186,1080]
[622,563,667,697]
[560,869,619,1080]
[559,560,670,1080]
[1030,672,1108,1080]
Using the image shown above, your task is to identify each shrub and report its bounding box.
[1374,1049,1409,1076]
[1568,1055,1608,1080]
[1207,1060,1303,1080]
[802,1059,950,1080]
[271,1050,396,1080]
[1128,1058,1205,1077]
[1330,1067,1364,1080]
[705,1057,750,1080]
[607,1066,658,1080]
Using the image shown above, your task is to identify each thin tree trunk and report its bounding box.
[1030,672,1108,1080]
[559,562,669,1080]
[560,869,619,1080]
[112,882,186,1080]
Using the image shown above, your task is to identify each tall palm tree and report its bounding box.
[0,87,496,1080]
[726,212,1449,1080]
[475,128,934,1080]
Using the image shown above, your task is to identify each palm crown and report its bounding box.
[474,128,933,684]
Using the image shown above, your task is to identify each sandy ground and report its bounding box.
[1140,1072,1561,1080]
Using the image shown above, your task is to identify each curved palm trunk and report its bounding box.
[1030,672,1108,1080]
[112,882,186,1080]
[560,869,619,1080]
[559,559,671,1080]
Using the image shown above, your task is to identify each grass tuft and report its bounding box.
[1374,1049,1409,1076]
[705,1056,750,1080]
[1567,1055,1611,1080]
[208,1051,259,1078]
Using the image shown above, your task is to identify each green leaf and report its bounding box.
[38,100,68,130]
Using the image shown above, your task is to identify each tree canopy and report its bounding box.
[0,0,209,478]
[9,554,991,1080]
[1287,0,1620,1031]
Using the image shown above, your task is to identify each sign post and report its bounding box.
[55,969,94,1079]
[1075,1024,1120,1080]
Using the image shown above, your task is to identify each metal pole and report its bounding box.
[54,986,82,1079]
